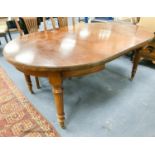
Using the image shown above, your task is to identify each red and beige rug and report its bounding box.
[0,67,59,137]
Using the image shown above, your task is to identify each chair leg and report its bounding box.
[131,49,141,80]
[24,74,34,94]
[8,31,12,40]
[35,77,41,89]
[4,35,8,43]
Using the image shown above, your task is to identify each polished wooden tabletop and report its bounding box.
[3,22,154,71]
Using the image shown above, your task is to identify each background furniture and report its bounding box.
[6,19,17,32]
[91,17,114,23]
[136,17,155,64]
[90,17,140,24]
[0,17,12,45]
[3,23,153,128]
[114,17,140,24]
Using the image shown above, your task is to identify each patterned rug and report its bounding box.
[0,67,59,137]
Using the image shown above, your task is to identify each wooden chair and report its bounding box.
[14,17,43,93]
[15,17,40,36]
[136,17,155,64]
[130,17,155,80]
[57,17,68,27]
[23,17,38,33]
[57,17,76,28]
[43,17,76,30]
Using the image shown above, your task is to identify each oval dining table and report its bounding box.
[3,22,154,128]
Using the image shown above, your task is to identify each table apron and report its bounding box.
[16,67,50,77]
[16,64,105,79]
[62,64,105,78]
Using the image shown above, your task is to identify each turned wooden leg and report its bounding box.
[24,74,34,94]
[131,49,141,80]
[49,72,65,128]
[35,77,41,89]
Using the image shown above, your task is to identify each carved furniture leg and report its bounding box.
[49,72,65,128]
[131,49,141,80]
[24,74,34,94]
[35,77,41,89]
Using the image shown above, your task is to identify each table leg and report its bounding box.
[49,72,65,128]
[24,74,34,94]
[35,77,41,89]
[131,49,141,80]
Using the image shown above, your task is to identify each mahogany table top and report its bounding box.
[3,22,154,71]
